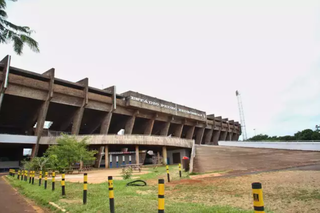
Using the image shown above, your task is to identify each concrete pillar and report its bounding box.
[232,133,239,141]
[229,132,233,141]
[219,131,228,141]
[71,107,85,135]
[100,112,113,134]
[72,78,89,135]
[144,119,154,135]
[195,128,205,144]
[160,122,170,136]
[135,145,139,165]
[162,146,167,165]
[125,116,136,135]
[32,68,54,157]
[157,151,160,164]
[0,55,11,112]
[105,145,109,169]
[204,129,213,144]
[212,130,220,145]
[95,146,104,168]
[174,124,183,138]
[186,126,195,139]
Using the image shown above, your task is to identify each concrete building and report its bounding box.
[0,55,241,170]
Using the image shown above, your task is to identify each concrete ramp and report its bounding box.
[192,145,320,173]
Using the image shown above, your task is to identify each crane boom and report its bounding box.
[236,90,247,141]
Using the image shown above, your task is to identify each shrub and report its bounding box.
[121,167,133,180]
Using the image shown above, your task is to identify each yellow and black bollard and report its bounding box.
[83,173,88,204]
[252,182,265,213]
[25,170,28,181]
[32,171,35,185]
[61,172,66,196]
[29,171,32,183]
[21,170,24,181]
[39,171,42,186]
[166,165,170,182]
[108,176,115,213]
[12,169,15,177]
[17,170,20,180]
[52,172,55,191]
[179,163,182,178]
[44,172,48,189]
[9,169,12,176]
[158,179,165,213]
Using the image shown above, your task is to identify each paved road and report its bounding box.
[0,175,37,213]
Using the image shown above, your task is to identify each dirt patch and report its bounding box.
[190,173,223,179]
[136,190,153,195]
[60,199,82,204]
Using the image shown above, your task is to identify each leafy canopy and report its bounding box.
[0,0,39,54]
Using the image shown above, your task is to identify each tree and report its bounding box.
[45,134,97,172]
[0,0,39,55]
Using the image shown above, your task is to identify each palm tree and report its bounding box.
[0,0,39,55]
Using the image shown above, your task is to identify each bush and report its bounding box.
[121,167,133,180]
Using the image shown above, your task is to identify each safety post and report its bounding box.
[32,171,35,185]
[44,172,48,189]
[17,170,20,180]
[29,171,32,184]
[179,163,182,178]
[52,172,55,191]
[158,179,165,213]
[12,169,15,177]
[166,165,170,182]
[108,176,115,213]
[39,171,42,186]
[25,170,28,181]
[21,170,23,181]
[252,182,265,213]
[61,172,66,196]
[83,173,87,204]
[9,169,12,176]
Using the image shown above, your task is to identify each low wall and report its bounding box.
[40,135,194,148]
[218,141,320,151]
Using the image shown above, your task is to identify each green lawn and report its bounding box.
[6,166,252,213]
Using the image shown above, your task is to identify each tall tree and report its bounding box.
[0,0,39,54]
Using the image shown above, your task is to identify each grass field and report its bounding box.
[7,166,320,213]
[6,166,252,213]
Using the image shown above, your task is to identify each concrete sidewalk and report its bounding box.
[0,175,37,213]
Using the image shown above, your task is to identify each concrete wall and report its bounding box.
[167,148,190,164]
[192,145,320,173]
[219,141,320,151]
[40,135,194,148]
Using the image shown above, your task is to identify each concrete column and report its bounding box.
[105,145,109,169]
[160,122,170,136]
[95,146,104,168]
[32,68,54,157]
[157,151,160,164]
[212,130,220,145]
[144,119,154,135]
[186,126,195,139]
[100,112,113,134]
[232,133,239,141]
[204,129,213,144]
[135,145,140,165]
[162,146,167,165]
[229,132,233,141]
[125,116,136,135]
[71,78,89,135]
[174,124,183,138]
[219,131,228,141]
[195,128,205,144]
[0,55,11,112]
[71,107,85,135]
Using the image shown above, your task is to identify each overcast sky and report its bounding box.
[1,0,320,139]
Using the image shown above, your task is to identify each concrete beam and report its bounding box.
[144,119,154,135]
[100,112,113,134]
[160,122,170,136]
[32,68,54,157]
[186,126,195,139]
[212,130,220,145]
[71,78,88,135]
[174,124,183,138]
[195,127,205,144]
[125,115,136,135]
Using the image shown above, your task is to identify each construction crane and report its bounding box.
[236,90,247,141]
